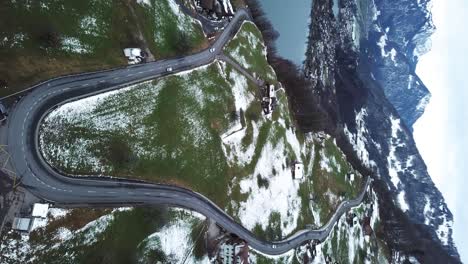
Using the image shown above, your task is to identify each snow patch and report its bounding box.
[377,32,398,64]
[408,75,414,89]
[221,0,234,14]
[397,191,409,212]
[387,116,404,188]
[142,214,209,263]
[423,196,434,225]
[343,108,372,168]
[61,37,91,54]
[416,93,431,112]
[136,0,152,6]
[377,33,388,57]
[436,214,453,246]
[48,208,70,219]
[237,140,302,236]
[80,16,99,37]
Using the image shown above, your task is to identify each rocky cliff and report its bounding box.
[303,0,460,262]
[370,0,433,128]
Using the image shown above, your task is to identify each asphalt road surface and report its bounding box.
[4,8,371,255]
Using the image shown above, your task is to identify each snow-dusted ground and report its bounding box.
[40,63,221,174]
[61,37,91,54]
[343,108,374,169]
[227,22,262,68]
[310,189,384,264]
[225,21,277,81]
[138,209,210,264]
[237,139,304,236]
[435,205,454,247]
[39,80,160,173]
[151,0,205,43]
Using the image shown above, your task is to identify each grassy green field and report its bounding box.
[40,62,244,207]
[0,0,206,97]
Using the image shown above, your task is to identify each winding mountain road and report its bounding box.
[3,8,371,255]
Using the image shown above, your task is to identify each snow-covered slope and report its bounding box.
[302,0,460,261]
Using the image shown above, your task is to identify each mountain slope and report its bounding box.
[302,0,460,262]
[369,0,433,128]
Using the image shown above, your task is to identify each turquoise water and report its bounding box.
[333,0,339,17]
[259,0,313,65]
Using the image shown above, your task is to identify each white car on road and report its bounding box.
[209,48,216,53]
[166,67,173,72]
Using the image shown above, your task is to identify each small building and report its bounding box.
[292,162,304,179]
[31,203,49,218]
[345,172,355,182]
[12,217,31,232]
[218,238,250,264]
[265,84,276,99]
[123,48,145,65]
[261,84,277,115]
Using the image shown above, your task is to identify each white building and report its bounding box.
[261,84,277,115]
[267,84,276,98]
[123,48,144,64]
[345,172,355,182]
[31,203,49,218]
[12,217,31,232]
[293,162,304,179]
[219,239,250,264]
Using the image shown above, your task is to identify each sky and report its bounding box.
[413,0,468,261]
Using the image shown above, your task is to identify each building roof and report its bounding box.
[268,84,276,98]
[294,163,304,179]
[31,203,49,218]
[123,48,132,57]
[123,48,142,58]
[12,217,31,231]
[131,48,141,57]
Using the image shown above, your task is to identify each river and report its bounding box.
[259,0,313,65]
